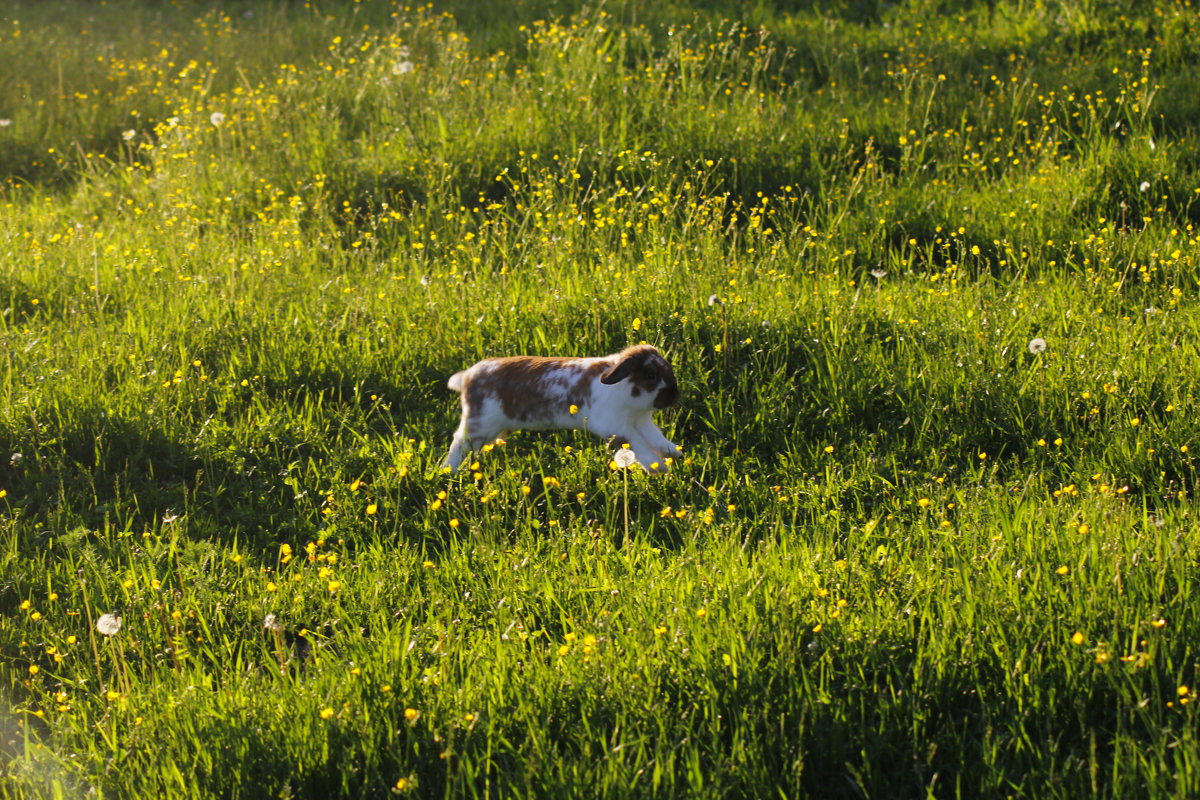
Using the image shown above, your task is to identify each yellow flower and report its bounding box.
[404,707,420,723]
[319,707,335,720]
[631,317,642,331]
[366,503,378,515]
[569,404,579,415]
[327,580,343,592]
[449,519,460,528]
[1071,632,1085,645]
[1056,565,1069,575]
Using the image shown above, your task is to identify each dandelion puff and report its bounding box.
[121,129,136,142]
[209,111,226,127]
[393,61,415,75]
[263,613,282,632]
[870,269,887,280]
[1139,181,1151,193]
[0,119,11,127]
[707,294,722,306]
[96,613,122,637]
[1028,337,1047,355]
[10,452,22,466]
[613,449,637,469]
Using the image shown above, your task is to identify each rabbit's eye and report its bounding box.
[643,368,659,382]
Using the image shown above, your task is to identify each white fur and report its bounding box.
[443,349,680,473]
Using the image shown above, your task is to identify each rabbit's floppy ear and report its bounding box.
[600,352,641,385]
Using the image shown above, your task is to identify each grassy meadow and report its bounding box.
[5,0,1200,796]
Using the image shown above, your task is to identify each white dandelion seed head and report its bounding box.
[1028,337,1047,355]
[614,449,637,469]
[9,452,22,466]
[263,613,282,632]
[209,111,226,127]
[96,613,122,636]
[0,119,11,128]
[1139,181,1151,193]
[393,61,415,75]
[707,294,722,307]
[121,129,136,142]
[870,269,887,280]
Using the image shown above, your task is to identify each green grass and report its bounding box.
[4,0,1200,796]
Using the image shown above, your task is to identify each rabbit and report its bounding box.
[444,344,680,472]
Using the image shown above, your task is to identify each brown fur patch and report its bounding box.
[466,357,605,422]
